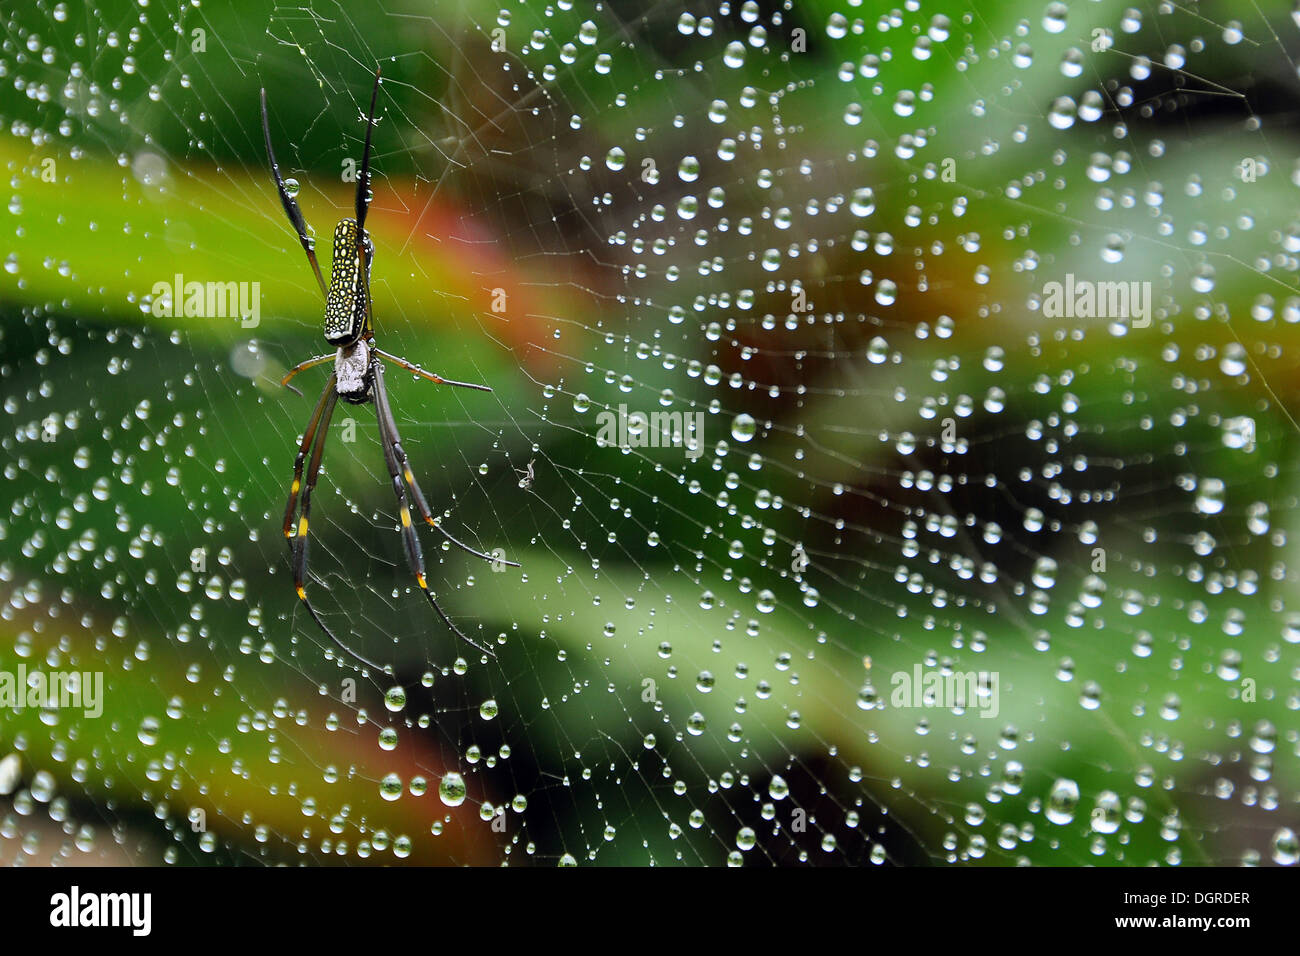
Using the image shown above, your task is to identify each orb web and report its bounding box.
[0,0,1298,867]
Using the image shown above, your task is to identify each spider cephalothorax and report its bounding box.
[334,337,373,404]
[260,67,518,669]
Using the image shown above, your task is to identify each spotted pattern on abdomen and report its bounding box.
[324,218,366,344]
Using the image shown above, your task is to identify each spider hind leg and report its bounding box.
[285,378,388,672]
[372,363,500,658]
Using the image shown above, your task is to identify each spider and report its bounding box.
[515,458,535,490]
[261,68,517,669]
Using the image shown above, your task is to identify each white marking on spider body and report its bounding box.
[335,339,371,397]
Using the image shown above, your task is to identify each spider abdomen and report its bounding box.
[324,218,373,345]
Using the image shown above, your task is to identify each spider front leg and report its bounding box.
[260,88,329,300]
[374,348,493,393]
[286,382,387,672]
[372,363,502,658]
[280,353,335,396]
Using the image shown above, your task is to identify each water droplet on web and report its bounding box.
[1272,828,1299,865]
[137,716,160,746]
[730,413,756,442]
[851,187,875,217]
[1195,478,1226,515]
[379,773,403,802]
[1046,779,1080,825]
[438,773,467,808]
[1042,2,1068,33]
[1048,96,1076,129]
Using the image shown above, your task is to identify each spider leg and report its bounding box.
[374,347,492,393]
[281,353,336,395]
[283,372,336,541]
[355,68,382,335]
[260,88,329,300]
[289,383,387,672]
[373,364,500,658]
[429,517,520,567]
[356,67,381,238]
[373,358,519,567]
[373,344,505,563]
